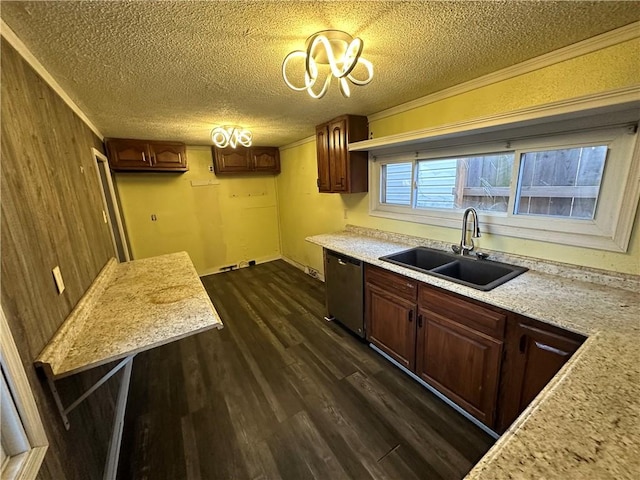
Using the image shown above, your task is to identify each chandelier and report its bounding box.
[211,126,252,149]
[282,30,374,99]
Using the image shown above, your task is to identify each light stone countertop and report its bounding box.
[307,226,640,479]
[36,251,223,379]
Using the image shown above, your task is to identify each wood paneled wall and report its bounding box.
[1,39,121,479]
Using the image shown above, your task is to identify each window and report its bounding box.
[371,125,638,252]
[515,145,607,219]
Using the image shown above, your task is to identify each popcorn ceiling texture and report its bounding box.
[1,1,638,146]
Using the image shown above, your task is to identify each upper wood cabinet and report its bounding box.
[212,146,280,174]
[106,138,188,172]
[496,317,585,432]
[316,115,368,193]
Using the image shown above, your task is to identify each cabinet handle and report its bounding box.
[408,310,413,323]
[337,259,347,266]
[534,341,570,357]
[317,178,320,187]
[418,313,423,328]
[178,152,182,163]
[519,335,527,353]
[405,283,414,289]
[141,152,147,163]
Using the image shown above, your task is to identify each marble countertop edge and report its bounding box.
[35,251,223,379]
[49,322,219,380]
[35,257,118,371]
[306,231,639,337]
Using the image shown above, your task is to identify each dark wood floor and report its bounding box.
[117,260,494,479]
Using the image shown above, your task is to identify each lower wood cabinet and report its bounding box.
[496,317,585,432]
[416,286,505,427]
[366,283,417,370]
[364,262,584,431]
[416,306,503,426]
[365,265,418,370]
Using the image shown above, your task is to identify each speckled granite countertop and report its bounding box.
[36,251,223,379]
[307,226,640,479]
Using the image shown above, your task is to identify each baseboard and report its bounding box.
[198,254,283,277]
[281,256,325,282]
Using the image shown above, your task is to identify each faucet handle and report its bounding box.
[451,244,461,254]
[476,251,490,260]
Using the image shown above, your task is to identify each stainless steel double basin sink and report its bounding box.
[380,247,528,291]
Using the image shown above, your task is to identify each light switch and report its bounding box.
[52,266,65,294]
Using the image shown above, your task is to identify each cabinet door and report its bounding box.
[150,142,187,170]
[365,283,416,370]
[106,139,151,170]
[328,118,348,192]
[251,147,280,173]
[316,125,331,192]
[416,308,502,427]
[213,147,252,173]
[497,321,583,431]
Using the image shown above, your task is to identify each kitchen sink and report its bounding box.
[380,247,528,291]
[381,246,454,271]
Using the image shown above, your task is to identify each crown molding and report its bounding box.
[280,135,315,151]
[1,19,104,140]
[368,21,640,123]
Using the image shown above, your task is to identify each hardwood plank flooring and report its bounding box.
[117,260,494,479]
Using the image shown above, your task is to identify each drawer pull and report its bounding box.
[141,152,147,162]
[534,341,570,357]
[338,259,347,266]
[408,310,413,323]
[406,283,414,289]
[418,313,423,328]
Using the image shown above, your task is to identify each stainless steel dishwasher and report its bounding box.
[324,249,364,338]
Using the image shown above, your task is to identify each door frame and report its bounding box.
[92,148,130,262]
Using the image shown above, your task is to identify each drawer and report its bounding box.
[365,264,417,302]
[418,285,506,339]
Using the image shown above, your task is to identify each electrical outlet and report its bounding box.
[306,267,319,278]
[52,266,65,294]
[151,214,157,221]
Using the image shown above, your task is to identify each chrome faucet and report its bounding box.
[452,207,481,255]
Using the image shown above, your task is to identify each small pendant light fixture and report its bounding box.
[282,29,373,99]
[211,126,252,148]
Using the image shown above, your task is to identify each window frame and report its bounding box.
[0,308,48,480]
[369,125,639,252]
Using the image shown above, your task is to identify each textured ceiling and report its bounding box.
[1,1,639,147]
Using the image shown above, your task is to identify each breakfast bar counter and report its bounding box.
[35,251,223,479]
